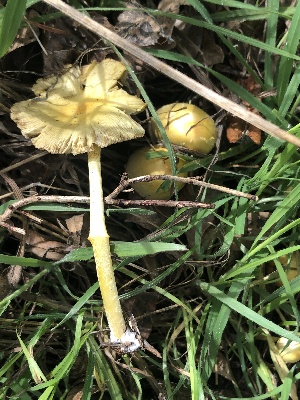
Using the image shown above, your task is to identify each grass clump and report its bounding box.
[1,0,300,399]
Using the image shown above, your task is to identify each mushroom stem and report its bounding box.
[87,145,126,341]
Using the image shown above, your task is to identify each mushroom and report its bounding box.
[126,146,188,199]
[11,59,146,350]
[151,103,217,154]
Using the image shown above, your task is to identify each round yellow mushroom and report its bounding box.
[151,103,217,154]
[126,146,188,200]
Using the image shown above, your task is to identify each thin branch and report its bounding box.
[0,172,257,230]
[106,198,215,209]
[106,174,258,205]
[0,195,89,227]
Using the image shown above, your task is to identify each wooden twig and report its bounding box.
[0,196,89,231]
[43,0,300,148]
[105,173,258,208]
[0,172,257,231]
[106,198,215,209]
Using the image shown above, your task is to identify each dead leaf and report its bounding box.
[66,387,84,400]
[200,30,224,66]
[65,214,84,233]
[116,0,186,46]
[26,230,66,260]
[226,116,261,145]
[226,76,262,145]
[214,352,237,385]
[157,0,187,42]
[123,293,159,339]
[116,1,164,47]
[41,15,113,74]
[65,214,84,247]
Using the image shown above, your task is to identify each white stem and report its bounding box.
[87,146,126,341]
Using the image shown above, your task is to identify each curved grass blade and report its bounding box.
[0,0,26,58]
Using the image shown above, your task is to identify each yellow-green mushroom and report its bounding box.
[11,59,146,350]
[151,103,217,154]
[126,146,188,200]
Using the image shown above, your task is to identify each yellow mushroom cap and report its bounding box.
[126,146,188,200]
[11,59,146,155]
[151,103,217,154]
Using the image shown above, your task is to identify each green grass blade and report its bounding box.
[32,313,88,391]
[199,282,300,342]
[150,10,300,60]
[251,183,300,249]
[0,0,27,58]
[203,0,271,10]
[185,0,213,23]
[147,49,282,124]
[51,282,98,329]
[39,386,56,400]
[276,1,300,104]
[56,241,186,264]
[183,310,204,400]
[16,333,47,384]
[111,241,187,257]
[278,63,300,117]
[200,284,243,380]
[0,352,23,380]
[280,369,296,400]
[0,254,51,267]
[0,268,51,313]
[88,335,124,399]
[264,0,279,89]
[223,245,300,281]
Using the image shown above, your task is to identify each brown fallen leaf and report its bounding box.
[157,0,187,42]
[226,115,262,145]
[116,0,186,47]
[116,0,165,47]
[226,76,262,145]
[214,351,237,386]
[26,230,66,260]
[123,293,159,340]
[65,214,85,246]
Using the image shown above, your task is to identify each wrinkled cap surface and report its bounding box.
[11,59,146,155]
